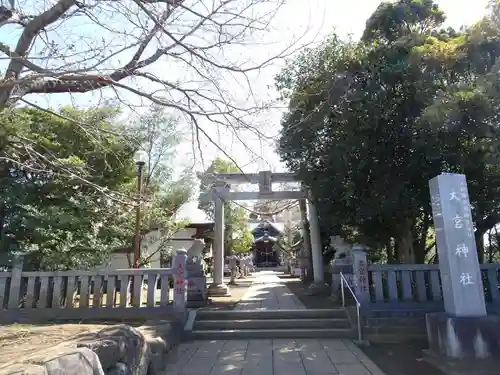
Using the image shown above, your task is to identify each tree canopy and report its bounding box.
[277,0,500,264]
[198,157,254,255]
[0,106,193,270]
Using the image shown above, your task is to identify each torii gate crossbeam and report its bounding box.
[199,170,329,297]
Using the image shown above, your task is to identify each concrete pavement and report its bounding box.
[165,338,385,375]
[163,270,386,375]
[234,270,305,310]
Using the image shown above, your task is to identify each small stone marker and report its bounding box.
[352,245,370,306]
[429,173,486,317]
[173,248,187,311]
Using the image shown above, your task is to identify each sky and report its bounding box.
[177,0,491,222]
[0,0,490,222]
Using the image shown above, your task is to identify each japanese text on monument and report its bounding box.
[446,175,476,286]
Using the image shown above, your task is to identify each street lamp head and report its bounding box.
[134,150,147,166]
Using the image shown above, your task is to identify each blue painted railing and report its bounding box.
[367,263,500,314]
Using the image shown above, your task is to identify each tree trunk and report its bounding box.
[396,218,415,264]
[488,229,493,264]
[224,223,232,257]
[298,199,313,282]
[0,203,6,247]
[386,239,396,264]
[414,214,430,264]
[476,231,485,264]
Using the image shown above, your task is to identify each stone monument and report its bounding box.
[185,239,208,306]
[330,236,354,297]
[187,238,205,260]
[173,249,188,312]
[351,244,370,307]
[426,173,500,361]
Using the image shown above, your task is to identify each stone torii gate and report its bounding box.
[199,170,329,296]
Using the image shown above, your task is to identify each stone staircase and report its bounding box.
[187,308,355,340]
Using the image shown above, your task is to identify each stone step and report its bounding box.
[196,308,347,320]
[188,328,355,340]
[194,318,351,330]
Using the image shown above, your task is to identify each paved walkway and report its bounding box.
[165,338,384,375]
[163,270,386,375]
[235,270,304,310]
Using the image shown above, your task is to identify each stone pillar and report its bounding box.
[352,245,370,307]
[8,255,23,309]
[298,199,312,280]
[429,173,486,316]
[208,193,231,296]
[173,249,188,312]
[425,173,497,360]
[330,236,354,298]
[307,198,330,295]
[186,256,207,307]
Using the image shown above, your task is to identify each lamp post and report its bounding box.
[133,150,147,268]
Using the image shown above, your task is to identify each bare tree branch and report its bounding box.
[0,0,313,179]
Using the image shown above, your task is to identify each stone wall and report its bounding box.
[0,321,183,375]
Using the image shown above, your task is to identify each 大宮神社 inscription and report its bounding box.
[429,173,486,317]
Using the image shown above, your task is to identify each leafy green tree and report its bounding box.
[277,0,500,264]
[0,106,194,270]
[232,228,254,254]
[198,157,253,256]
[0,107,137,270]
[111,105,195,267]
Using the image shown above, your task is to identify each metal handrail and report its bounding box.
[339,272,362,342]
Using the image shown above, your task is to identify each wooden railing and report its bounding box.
[367,263,500,312]
[0,266,184,323]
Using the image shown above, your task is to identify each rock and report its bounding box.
[138,323,173,354]
[77,338,127,372]
[96,325,150,375]
[0,323,181,375]
[106,363,132,375]
[0,364,48,375]
[137,321,182,375]
[34,347,104,375]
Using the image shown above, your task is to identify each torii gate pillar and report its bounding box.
[208,188,231,297]
[200,171,328,295]
[307,197,330,295]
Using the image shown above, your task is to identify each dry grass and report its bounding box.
[0,323,108,367]
[0,288,174,368]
